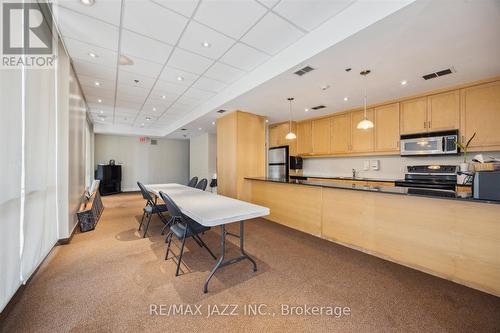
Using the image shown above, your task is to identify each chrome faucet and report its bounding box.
[352,168,356,179]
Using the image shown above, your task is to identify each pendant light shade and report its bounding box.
[357,70,374,130]
[286,97,296,140]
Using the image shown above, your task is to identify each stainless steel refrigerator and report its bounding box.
[268,146,289,179]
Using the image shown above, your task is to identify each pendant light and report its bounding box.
[285,97,297,140]
[357,70,374,130]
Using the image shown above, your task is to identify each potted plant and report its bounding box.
[454,132,476,172]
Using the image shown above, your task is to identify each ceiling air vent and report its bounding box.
[311,105,326,110]
[422,67,455,80]
[217,109,226,114]
[294,66,314,76]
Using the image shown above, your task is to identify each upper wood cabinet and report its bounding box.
[268,124,280,148]
[428,90,460,131]
[401,91,460,135]
[460,81,500,150]
[374,103,400,152]
[330,114,350,154]
[312,117,331,154]
[400,97,428,134]
[351,109,374,153]
[297,120,312,155]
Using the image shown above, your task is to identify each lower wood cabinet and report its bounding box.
[374,103,400,152]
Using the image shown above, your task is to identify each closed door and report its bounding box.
[297,120,312,155]
[312,117,331,154]
[374,103,400,152]
[428,90,459,131]
[330,114,350,153]
[400,97,428,134]
[351,109,374,153]
[461,81,500,148]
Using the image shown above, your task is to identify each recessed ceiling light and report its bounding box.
[202,41,211,48]
[88,52,98,58]
[265,119,269,123]
[161,95,166,99]
[119,54,134,66]
[99,110,103,114]
[343,97,348,101]
[80,0,95,6]
[198,127,202,131]
[305,108,309,112]
[146,117,151,121]
[152,107,156,111]
[401,80,408,86]
[94,81,100,86]
[97,99,102,103]
[141,123,145,127]
[211,121,215,125]
[177,76,184,81]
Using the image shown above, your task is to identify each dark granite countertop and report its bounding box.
[290,175,396,182]
[246,177,499,205]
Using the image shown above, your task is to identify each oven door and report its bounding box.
[400,136,444,156]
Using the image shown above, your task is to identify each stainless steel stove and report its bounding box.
[395,165,458,192]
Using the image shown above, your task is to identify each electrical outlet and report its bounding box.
[371,160,380,171]
[363,160,370,171]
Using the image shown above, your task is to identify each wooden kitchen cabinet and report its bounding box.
[312,117,331,154]
[400,97,428,134]
[268,124,280,148]
[460,80,500,150]
[330,113,351,154]
[351,109,374,153]
[269,122,296,153]
[374,103,400,152]
[296,120,312,155]
[428,90,460,131]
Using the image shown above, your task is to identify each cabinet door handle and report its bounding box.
[424,121,427,129]
[428,121,431,129]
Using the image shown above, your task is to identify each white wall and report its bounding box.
[94,135,190,191]
[189,133,217,182]
[303,151,500,180]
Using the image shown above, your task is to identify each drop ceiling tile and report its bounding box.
[141,103,164,114]
[241,12,304,55]
[121,29,173,65]
[167,48,214,75]
[118,70,156,91]
[55,7,119,50]
[115,92,144,105]
[79,85,115,100]
[160,67,199,86]
[155,79,189,95]
[220,42,270,71]
[257,0,280,8]
[152,0,198,17]
[119,56,163,78]
[177,95,202,107]
[115,107,140,115]
[57,0,122,26]
[116,84,149,99]
[204,62,245,83]
[195,0,267,39]
[115,99,143,110]
[179,21,235,59]
[78,74,115,91]
[73,60,116,81]
[63,37,117,67]
[115,117,135,125]
[274,0,354,32]
[192,76,227,93]
[149,88,180,103]
[123,1,188,45]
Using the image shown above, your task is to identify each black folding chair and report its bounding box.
[187,176,198,187]
[195,178,208,191]
[137,182,171,238]
[159,191,216,276]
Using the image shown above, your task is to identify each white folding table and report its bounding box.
[145,183,270,293]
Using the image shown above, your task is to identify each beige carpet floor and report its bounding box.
[1,192,499,332]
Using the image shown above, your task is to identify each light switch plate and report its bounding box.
[371,160,380,171]
[363,160,370,171]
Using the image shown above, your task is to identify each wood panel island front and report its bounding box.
[246,177,500,297]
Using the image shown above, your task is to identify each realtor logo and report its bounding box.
[2,2,55,68]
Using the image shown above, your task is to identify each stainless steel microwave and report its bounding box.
[400,130,459,156]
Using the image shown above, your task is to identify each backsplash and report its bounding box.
[303,152,500,180]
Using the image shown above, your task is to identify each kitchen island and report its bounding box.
[245,177,500,296]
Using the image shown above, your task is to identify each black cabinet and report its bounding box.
[95,165,122,195]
